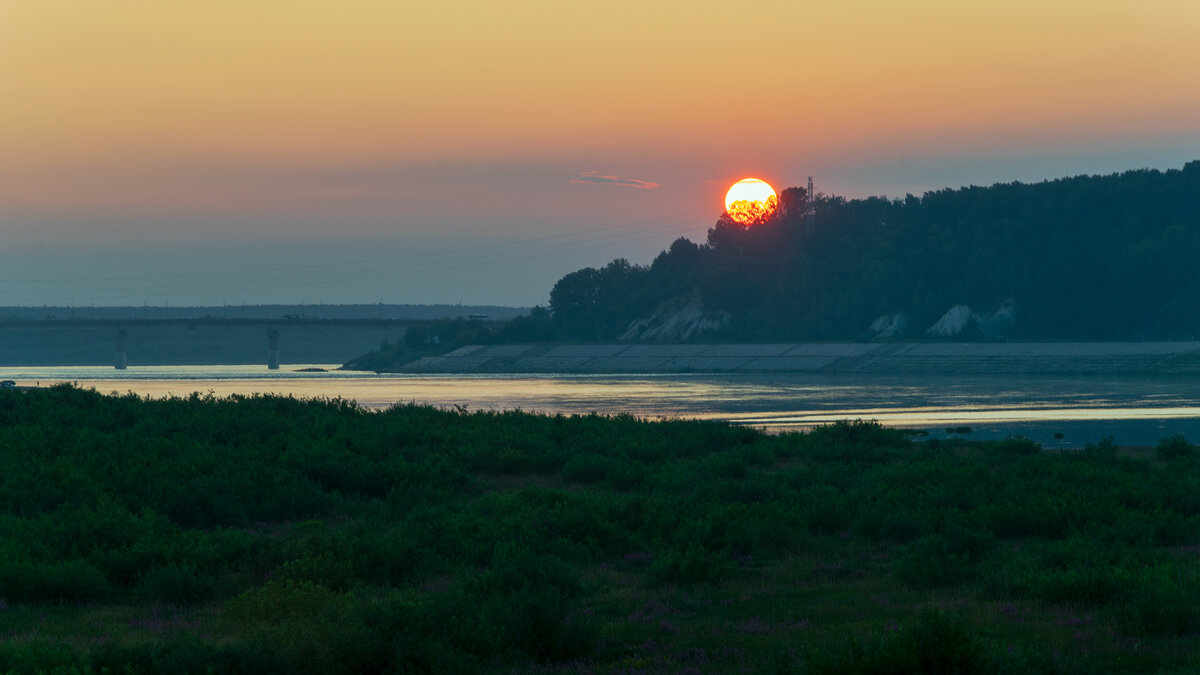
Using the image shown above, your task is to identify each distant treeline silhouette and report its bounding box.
[544,161,1200,342]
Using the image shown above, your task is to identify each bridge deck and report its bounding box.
[0,318,415,329]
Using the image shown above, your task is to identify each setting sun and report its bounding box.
[724,178,778,225]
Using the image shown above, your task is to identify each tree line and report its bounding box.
[546,161,1200,342]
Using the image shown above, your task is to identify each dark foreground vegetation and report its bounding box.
[2,386,1200,673]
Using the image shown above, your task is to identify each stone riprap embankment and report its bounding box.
[398,342,1200,375]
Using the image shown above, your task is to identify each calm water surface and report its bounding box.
[4,364,1200,448]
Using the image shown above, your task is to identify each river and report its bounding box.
[3,364,1200,448]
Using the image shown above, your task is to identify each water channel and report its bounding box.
[4,365,1200,448]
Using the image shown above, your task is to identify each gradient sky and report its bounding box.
[3,1,1198,307]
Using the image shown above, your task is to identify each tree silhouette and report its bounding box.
[544,162,1200,342]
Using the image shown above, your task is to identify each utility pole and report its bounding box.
[806,176,816,237]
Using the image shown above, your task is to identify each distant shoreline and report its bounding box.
[387,341,1200,376]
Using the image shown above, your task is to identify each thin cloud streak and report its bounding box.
[569,171,662,189]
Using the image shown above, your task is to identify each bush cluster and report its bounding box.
[0,387,1198,673]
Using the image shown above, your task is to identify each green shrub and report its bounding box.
[801,485,855,535]
[605,461,646,489]
[648,544,734,586]
[559,454,610,483]
[0,642,77,675]
[221,580,388,674]
[89,639,240,675]
[894,526,995,589]
[700,452,749,479]
[0,560,108,602]
[226,579,350,624]
[1156,433,1196,460]
[1035,568,1122,605]
[812,609,990,675]
[1103,508,1198,547]
[854,508,937,542]
[902,609,990,675]
[350,531,421,586]
[1011,537,1135,606]
[276,553,355,592]
[811,419,910,447]
[996,436,1041,455]
[104,542,171,587]
[140,562,214,605]
[806,419,908,462]
[976,503,1068,539]
[301,458,390,499]
[482,585,597,662]
[389,629,482,673]
[1117,564,1200,635]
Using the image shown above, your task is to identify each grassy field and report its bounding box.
[0,385,1198,673]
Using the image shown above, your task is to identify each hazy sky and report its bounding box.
[3,1,1198,306]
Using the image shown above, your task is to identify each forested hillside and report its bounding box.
[549,162,1200,342]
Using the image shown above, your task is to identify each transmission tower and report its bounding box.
[806,176,816,236]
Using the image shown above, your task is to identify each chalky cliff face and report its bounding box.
[620,293,729,342]
[924,304,1016,339]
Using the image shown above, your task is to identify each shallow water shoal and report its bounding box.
[3,365,1199,448]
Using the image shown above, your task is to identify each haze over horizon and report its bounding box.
[4,1,1198,307]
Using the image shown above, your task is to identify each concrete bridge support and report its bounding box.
[0,317,414,367]
[114,330,128,370]
[267,329,280,370]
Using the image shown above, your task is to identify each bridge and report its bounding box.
[0,318,422,368]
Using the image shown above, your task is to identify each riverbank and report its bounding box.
[3,366,1199,447]
[392,341,1200,375]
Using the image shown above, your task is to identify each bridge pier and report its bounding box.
[267,329,280,370]
[114,329,128,370]
[0,317,411,367]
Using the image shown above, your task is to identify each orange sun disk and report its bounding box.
[724,178,777,226]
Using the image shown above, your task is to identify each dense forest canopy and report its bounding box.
[547,162,1200,342]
